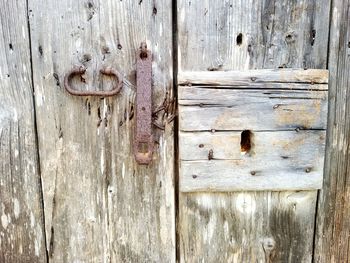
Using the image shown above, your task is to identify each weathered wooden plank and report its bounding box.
[178,0,330,261]
[180,130,325,161]
[180,191,318,263]
[179,87,328,131]
[178,69,328,86]
[0,1,47,262]
[178,0,330,72]
[314,0,350,261]
[179,130,325,191]
[181,159,323,192]
[180,82,328,90]
[29,1,175,262]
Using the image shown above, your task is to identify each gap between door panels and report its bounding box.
[172,0,180,262]
[25,0,49,261]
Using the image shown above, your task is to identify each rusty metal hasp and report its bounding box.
[134,42,154,165]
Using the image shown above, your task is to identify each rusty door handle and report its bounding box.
[64,66,123,96]
[134,42,154,165]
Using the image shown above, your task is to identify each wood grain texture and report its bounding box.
[0,1,47,262]
[180,191,318,263]
[180,131,325,191]
[179,87,328,131]
[29,0,175,262]
[178,69,329,85]
[314,0,350,262]
[177,0,329,72]
[177,0,330,261]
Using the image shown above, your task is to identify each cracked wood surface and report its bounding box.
[178,69,329,86]
[177,0,330,262]
[0,1,47,262]
[178,85,328,131]
[1,0,349,262]
[29,0,175,262]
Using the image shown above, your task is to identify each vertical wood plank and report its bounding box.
[178,0,329,72]
[180,192,317,262]
[29,0,175,262]
[314,0,350,262]
[177,0,330,261]
[0,1,47,262]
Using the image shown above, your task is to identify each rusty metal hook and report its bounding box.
[64,66,123,96]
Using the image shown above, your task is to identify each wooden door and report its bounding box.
[1,0,350,262]
[28,1,175,262]
[176,1,331,262]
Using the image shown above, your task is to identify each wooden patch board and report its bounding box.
[178,69,328,192]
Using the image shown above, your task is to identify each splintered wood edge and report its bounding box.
[178,69,329,86]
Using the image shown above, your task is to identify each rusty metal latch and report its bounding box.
[64,43,154,165]
[134,42,154,165]
[64,66,123,96]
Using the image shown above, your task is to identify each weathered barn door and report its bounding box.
[177,0,330,262]
[3,0,350,262]
[28,1,175,262]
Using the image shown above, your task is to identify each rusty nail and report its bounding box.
[140,42,148,59]
[208,149,214,160]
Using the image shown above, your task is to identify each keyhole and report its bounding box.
[240,130,253,155]
[236,33,243,46]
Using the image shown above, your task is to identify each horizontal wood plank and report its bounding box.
[179,130,326,160]
[178,69,329,86]
[179,88,328,131]
[180,83,328,90]
[179,130,325,191]
[180,159,323,192]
